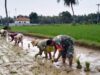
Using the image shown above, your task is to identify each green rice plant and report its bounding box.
[76,57,82,69]
[10,24,100,46]
[84,61,90,72]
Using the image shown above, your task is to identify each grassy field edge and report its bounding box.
[21,32,100,50]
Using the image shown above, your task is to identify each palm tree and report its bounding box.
[57,0,78,24]
[4,0,9,29]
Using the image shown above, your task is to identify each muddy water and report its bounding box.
[0,36,100,75]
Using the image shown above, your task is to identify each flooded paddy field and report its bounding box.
[0,36,100,75]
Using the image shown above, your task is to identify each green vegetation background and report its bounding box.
[1,24,100,46]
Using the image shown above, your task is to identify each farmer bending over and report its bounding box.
[31,39,54,59]
[8,33,23,46]
[49,35,74,67]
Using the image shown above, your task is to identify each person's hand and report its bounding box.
[57,48,62,51]
[54,58,58,62]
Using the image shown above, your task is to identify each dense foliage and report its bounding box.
[0,12,100,25]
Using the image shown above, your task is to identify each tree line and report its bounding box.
[0,11,100,25]
[33,12,100,24]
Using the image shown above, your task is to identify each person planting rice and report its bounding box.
[14,33,23,46]
[47,35,74,67]
[0,29,7,37]
[8,33,23,46]
[31,39,54,59]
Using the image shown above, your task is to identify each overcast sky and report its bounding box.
[0,0,100,17]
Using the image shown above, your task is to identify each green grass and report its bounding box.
[1,24,100,46]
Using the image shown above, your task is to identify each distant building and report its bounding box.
[15,15,30,25]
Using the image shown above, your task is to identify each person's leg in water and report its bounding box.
[14,38,18,46]
[48,52,52,59]
[67,53,73,67]
[61,50,67,65]
[44,50,48,59]
[69,56,73,67]
[62,57,66,64]
[67,46,74,67]
[18,37,23,46]
[35,49,43,58]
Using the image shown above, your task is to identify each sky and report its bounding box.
[0,0,100,17]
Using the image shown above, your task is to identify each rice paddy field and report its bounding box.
[0,24,100,75]
[1,24,100,46]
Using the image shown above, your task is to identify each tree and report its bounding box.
[29,12,39,23]
[57,0,78,24]
[4,0,10,29]
[59,11,72,23]
[88,13,99,24]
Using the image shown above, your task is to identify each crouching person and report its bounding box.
[8,33,23,46]
[14,33,23,46]
[31,39,54,59]
[49,35,74,67]
[0,29,7,37]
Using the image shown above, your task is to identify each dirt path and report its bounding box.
[0,36,100,75]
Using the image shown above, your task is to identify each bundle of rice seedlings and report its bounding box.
[84,61,90,72]
[76,57,82,69]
